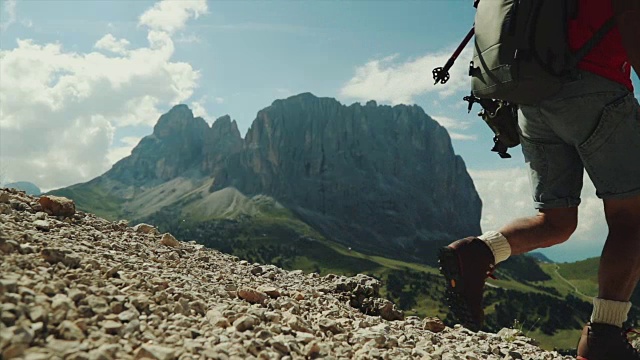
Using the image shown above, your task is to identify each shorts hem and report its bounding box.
[598,188,640,201]
[533,198,581,210]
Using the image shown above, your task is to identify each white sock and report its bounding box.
[478,231,511,264]
[591,298,632,327]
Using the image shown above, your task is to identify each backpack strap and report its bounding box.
[569,17,617,68]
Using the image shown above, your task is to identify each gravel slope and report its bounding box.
[0,188,573,360]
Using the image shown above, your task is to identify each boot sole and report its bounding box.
[438,246,481,331]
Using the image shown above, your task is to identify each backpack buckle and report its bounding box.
[468,61,480,77]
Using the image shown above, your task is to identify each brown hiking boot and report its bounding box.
[438,237,495,331]
[577,323,640,360]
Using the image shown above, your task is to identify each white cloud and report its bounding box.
[94,34,131,55]
[340,47,472,105]
[106,136,142,165]
[432,115,476,141]
[190,98,211,120]
[449,133,478,141]
[0,0,208,190]
[432,115,471,130]
[113,95,162,127]
[0,0,16,31]
[214,97,225,104]
[469,167,608,257]
[139,0,207,35]
[469,167,535,233]
[176,33,202,44]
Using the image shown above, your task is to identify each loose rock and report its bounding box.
[38,195,76,217]
[159,233,180,248]
[0,191,577,360]
[134,344,175,360]
[133,223,159,235]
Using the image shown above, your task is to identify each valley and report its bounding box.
[48,96,633,353]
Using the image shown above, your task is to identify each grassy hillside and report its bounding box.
[53,180,620,353]
[556,257,600,297]
[50,181,125,220]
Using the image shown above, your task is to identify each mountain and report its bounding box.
[527,252,555,263]
[41,92,626,351]
[53,94,481,264]
[4,181,41,196]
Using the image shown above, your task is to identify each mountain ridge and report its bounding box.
[53,93,482,263]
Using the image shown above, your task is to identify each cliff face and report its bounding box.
[214,94,481,254]
[56,93,482,261]
[106,106,242,186]
[202,115,243,174]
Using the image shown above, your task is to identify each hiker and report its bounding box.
[438,0,640,358]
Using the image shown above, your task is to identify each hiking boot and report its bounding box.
[577,323,640,360]
[438,237,495,331]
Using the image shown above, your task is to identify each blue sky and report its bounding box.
[1,0,638,262]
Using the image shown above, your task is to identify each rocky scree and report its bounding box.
[0,188,575,359]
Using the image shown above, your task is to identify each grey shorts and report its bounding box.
[518,71,640,209]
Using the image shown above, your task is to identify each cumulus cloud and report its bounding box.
[0,0,207,190]
[340,47,472,105]
[449,133,478,141]
[432,115,476,141]
[106,136,142,165]
[190,98,211,121]
[94,34,131,55]
[469,167,608,260]
[469,167,536,231]
[138,0,207,35]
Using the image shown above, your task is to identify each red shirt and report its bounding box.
[568,0,634,91]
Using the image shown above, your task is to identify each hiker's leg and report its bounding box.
[497,207,578,256]
[586,195,640,329]
[599,194,640,302]
[559,88,640,324]
[488,101,586,262]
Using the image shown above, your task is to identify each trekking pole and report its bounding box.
[432,27,475,85]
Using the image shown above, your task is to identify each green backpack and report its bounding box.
[432,0,616,158]
[470,0,615,105]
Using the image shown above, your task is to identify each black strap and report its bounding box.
[569,17,617,67]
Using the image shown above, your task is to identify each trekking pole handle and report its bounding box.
[433,27,475,85]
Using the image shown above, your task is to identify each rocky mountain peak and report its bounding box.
[275,92,318,103]
[213,114,232,124]
[152,104,208,140]
[202,115,243,173]
[211,115,241,139]
[67,94,481,262]
[215,95,481,259]
[107,105,210,185]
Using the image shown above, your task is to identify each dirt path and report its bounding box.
[554,264,592,300]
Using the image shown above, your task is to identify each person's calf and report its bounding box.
[498,207,578,256]
[600,195,640,302]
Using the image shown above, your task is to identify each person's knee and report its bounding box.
[539,207,578,245]
[605,195,640,233]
